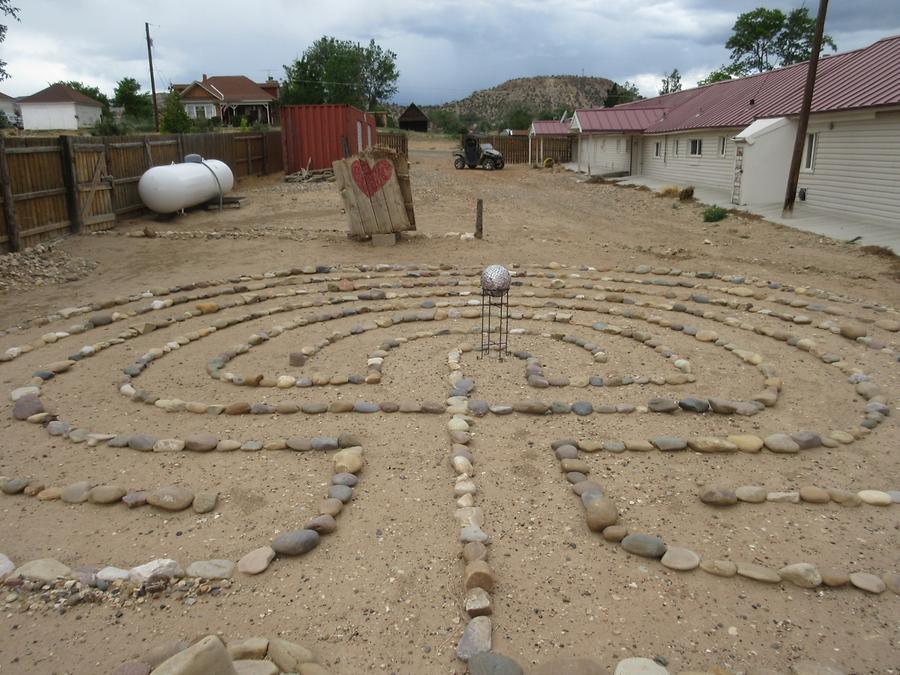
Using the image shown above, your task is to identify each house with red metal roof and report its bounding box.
[561,34,900,225]
[172,75,280,126]
[18,83,103,130]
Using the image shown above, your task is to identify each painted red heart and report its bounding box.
[351,159,393,198]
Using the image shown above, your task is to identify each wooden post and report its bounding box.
[176,134,184,162]
[475,198,483,239]
[143,136,153,168]
[261,132,268,175]
[783,0,828,216]
[60,135,83,234]
[0,137,20,252]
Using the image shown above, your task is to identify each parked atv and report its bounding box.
[453,134,505,170]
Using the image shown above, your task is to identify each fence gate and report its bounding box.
[67,139,115,233]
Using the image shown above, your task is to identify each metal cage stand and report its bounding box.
[479,288,510,360]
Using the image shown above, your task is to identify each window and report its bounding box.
[195,105,207,119]
[653,142,661,158]
[719,136,727,157]
[803,132,818,171]
[674,139,680,156]
[689,138,702,156]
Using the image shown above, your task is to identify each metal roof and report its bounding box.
[584,35,900,135]
[574,107,667,133]
[531,120,572,135]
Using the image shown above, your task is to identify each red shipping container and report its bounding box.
[281,104,377,173]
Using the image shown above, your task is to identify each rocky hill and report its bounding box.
[392,75,615,129]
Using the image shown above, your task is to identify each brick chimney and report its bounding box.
[202,74,208,82]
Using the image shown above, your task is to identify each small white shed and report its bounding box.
[19,83,103,130]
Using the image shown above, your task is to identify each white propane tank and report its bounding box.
[138,159,234,214]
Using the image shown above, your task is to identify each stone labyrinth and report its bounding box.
[1,261,899,670]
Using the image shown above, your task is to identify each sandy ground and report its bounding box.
[0,136,897,675]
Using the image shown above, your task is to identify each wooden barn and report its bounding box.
[398,103,429,132]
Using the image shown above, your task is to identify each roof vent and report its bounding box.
[749,98,755,105]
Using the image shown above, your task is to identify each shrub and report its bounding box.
[660,185,680,197]
[703,206,728,222]
[679,186,695,201]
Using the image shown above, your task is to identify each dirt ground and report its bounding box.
[0,136,897,675]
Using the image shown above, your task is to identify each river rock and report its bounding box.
[151,635,237,675]
[700,559,737,577]
[585,497,618,531]
[89,485,127,504]
[456,616,491,661]
[14,558,71,582]
[661,546,700,570]
[688,436,737,453]
[621,534,666,558]
[266,638,314,671]
[858,489,892,505]
[227,638,269,660]
[799,486,830,503]
[184,433,218,452]
[764,434,800,453]
[727,434,764,452]
[736,562,781,583]
[333,447,364,473]
[650,436,686,451]
[468,652,523,675]
[614,657,670,674]
[820,568,850,587]
[193,493,218,513]
[272,529,320,556]
[1,478,28,495]
[148,485,194,511]
[237,546,275,575]
[767,491,800,503]
[779,562,822,588]
[700,486,737,506]
[186,559,235,579]
[849,572,885,594]
[129,558,183,583]
[61,480,93,503]
[735,485,767,503]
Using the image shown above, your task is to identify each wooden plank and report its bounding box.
[0,137,21,252]
[79,149,105,221]
[60,135,82,233]
[12,187,68,201]
[367,148,410,233]
[5,145,61,155]
[20,219,71,237]
[332,158,369,238]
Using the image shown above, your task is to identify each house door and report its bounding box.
[357,121,363,153]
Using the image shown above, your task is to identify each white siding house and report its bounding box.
[19,84,103,130]
[640,130,740,192]
[794,109,900,223]
[557,36,900,227]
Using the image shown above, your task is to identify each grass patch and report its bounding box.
[660,185,680,198]
[859,245,898,259]
[703,206,728,222]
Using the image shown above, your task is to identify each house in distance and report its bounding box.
[172,75,280,126]
[18,83,103,130]
[398,103,429,132]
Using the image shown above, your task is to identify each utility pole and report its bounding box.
[146,22,160,131]
[783,0,828,216]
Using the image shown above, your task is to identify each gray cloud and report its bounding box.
[3,0,898,104]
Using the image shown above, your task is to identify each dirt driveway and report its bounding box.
[0,136,897,675]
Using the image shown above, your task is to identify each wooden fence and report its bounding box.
[0,130,283,252]
[458,134,574,165]
[375,132,408,157]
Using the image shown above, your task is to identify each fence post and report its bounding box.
[60,135,83,234]
[475,198,483,239]
[261,133,268,175]
[177,134,184,161]
[0,137,20,252]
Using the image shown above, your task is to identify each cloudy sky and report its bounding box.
[3,0,899,104]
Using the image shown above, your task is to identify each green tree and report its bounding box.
[698,65,739,86]
[360,39,399,110]
[725,6,836,75]
[282,36,399,109]
[0,1,19,81]
[54,80,109,109]
[113,77,153,120]
[659,68,682,95]
[160,88,191,133]
[501,105,532,131]
[603,81,641,107]
[777,7,836,65]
